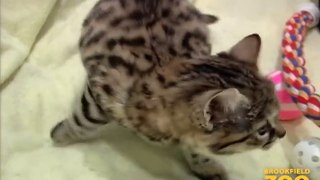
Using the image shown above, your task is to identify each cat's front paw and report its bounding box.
[50,120,76,146]
[194,172,227,180]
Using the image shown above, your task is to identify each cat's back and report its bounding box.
[78,0,217,120]
[79,0,153,75]
[80,0,216,74]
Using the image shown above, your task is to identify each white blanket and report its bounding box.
[2,0,319,179]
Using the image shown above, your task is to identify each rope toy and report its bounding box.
[268,2,319,122]
[281,2,320,121]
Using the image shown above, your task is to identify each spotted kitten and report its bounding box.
[51,0,286,179]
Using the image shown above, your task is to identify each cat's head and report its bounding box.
[185,34,286,154]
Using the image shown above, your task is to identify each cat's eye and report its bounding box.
[258,128,267,135]
[256,126,269,138]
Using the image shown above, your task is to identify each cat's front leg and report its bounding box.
[182,148,228,180]
[51,84,111,146]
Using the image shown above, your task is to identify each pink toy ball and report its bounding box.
[268,71,303,120]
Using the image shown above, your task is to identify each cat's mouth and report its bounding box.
[210,144,234,154]
[210,148,235,155]
[262,141,275,150]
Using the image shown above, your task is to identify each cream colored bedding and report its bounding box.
[1,0,319,179]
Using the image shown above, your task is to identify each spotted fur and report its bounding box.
[51,0,285,179]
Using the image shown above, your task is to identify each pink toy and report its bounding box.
[268,71,303,120]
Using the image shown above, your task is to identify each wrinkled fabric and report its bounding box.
[2,0,319,179]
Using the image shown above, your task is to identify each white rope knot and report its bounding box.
[297,2,320,27]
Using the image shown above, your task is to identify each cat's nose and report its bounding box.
[274,122,286,138]
[276,129,286,138]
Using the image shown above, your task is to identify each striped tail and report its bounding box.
[50,84,110,145]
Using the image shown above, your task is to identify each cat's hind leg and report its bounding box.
[51,84,111,146]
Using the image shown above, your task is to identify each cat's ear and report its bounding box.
[229,34,261,65]
[200,14,219,24]
[200,88,250,132]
